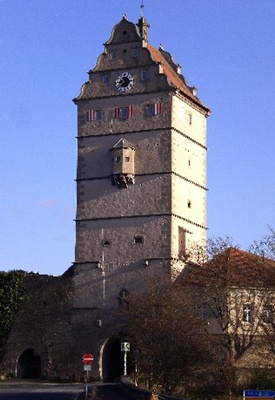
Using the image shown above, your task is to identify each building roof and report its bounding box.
[178,248,275,289]
[146,43,210,114]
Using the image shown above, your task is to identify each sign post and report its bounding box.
[82,354,93,400]
[121,342,130,376]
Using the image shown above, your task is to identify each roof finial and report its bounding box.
[140,0,144,18]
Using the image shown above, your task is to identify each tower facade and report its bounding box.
[72,15,210,380]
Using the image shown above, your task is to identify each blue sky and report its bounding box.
[0,0,274,275]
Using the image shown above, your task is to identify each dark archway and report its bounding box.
[17,349,41,379]
[102,338,135,382]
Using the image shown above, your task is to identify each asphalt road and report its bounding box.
[0,381,87,400]
[0,381,131,400]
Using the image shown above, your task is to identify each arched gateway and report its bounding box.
[17,349,41,379]
[102,338,135,382]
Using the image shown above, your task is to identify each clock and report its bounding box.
[115,71,134,93]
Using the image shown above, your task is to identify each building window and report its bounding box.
[200,303,208,320]
[110,50,118,59]
[134,236,144,244]
[86,110,103,122]
[262,305,273,324]
[114,106,133,120]
[118,288,130,310]
[115,156,121,163]
[102,240,111,247]
[243,304,253,323]
[132,48,138,57]
[95,110,103,121]
[102,74,109,84]
[125,156,130,162]
[141,70,149,81]
[187,200,191,209]
[187,113,192,125]
[178,227,186,258]
[145,102,162,116]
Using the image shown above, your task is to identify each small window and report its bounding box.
[188,158,191,167]
[187,200,191,209]
[243,304,253,323]
[134,236,143,244]
[115,156,121,163]
[187,113,192,125]
[102,74,109,84]
[120,107,129,120]
[125,156,130,162]
[141,70,149,81]
[118,288,130,310]
[110,50,118,60]
[262,305,273,324]
[114,106,133,120]
[200,303,208,320]
[132,48,138,57]
[95,110,103,121]
[86,110,103,122]
[102,240,111,247]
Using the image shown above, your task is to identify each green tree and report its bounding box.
[0,270,26,361]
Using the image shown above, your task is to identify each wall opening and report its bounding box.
[102,337,134,382]
[17,349,41,379]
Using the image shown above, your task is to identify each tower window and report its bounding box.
[95,110,103,121]
[118,288,130,310]
[110,50,118,59]
[125,156,130,162]
[178,227,186,258]
[115,156,121,163]
[132,48,138,57]
[187,200,191,208]
[134,236,144,244]
[145,102,162,116]
[86,110,103,122]
[102,74,109,84]
[114,106,133,120]
[141,70,149,81]
[187,113,192,125]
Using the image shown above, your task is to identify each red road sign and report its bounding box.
[83,353,94,365]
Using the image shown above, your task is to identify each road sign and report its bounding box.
[121,342,130,352]
[244,390,275,399]
[82,353,94,365]
[83,364,92,371]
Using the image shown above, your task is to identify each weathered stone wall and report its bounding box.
[0,268,75,381]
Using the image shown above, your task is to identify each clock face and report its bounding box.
[115,71,134,93]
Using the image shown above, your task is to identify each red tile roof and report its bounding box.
[178,248,275,288]
[147,43,210,114]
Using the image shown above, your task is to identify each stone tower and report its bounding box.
[72,15,210,380]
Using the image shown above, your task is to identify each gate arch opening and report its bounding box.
[102,337,135,382]
[17,349,41,379]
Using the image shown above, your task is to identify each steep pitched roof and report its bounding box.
[146,43,211,114]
